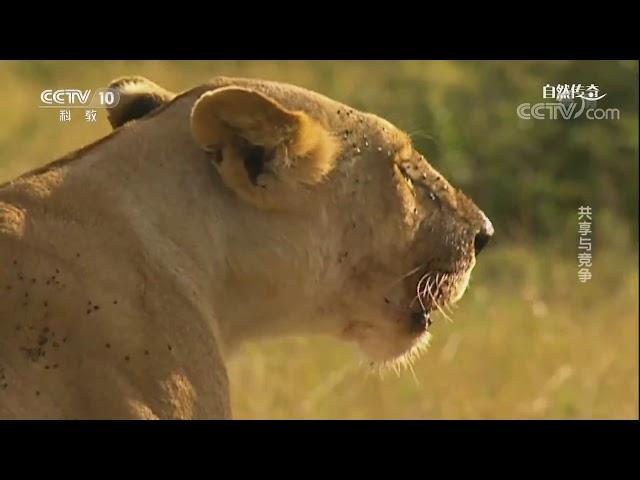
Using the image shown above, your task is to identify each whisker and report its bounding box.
[415,272,430,313]
[386,264,427,290]
[439,276,454,314]
[422,277,432,299]
[435,274,455,315]
[443,302,455,315]
[416,288,427,314]
[427,279,453,323]
[408,130,436,142]
[408,362,421,387]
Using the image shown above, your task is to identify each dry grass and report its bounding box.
[228,246,638,419]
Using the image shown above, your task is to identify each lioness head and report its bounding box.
[107,76,493,367]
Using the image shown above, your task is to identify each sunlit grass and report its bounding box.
[228,246,638,419]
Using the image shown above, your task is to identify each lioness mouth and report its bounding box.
[409,310,432,333]
[409,270,457,332]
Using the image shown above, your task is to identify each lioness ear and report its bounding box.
[190,87,339,208]
[107,76,175,129]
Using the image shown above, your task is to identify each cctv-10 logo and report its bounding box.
[39,88,120,108]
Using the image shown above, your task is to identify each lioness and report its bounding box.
[0,76,493,419]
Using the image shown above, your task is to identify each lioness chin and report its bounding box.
[0,75,493,419]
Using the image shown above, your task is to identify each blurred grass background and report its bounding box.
[0,60,637,418]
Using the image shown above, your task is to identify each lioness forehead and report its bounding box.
[199,77,410,143]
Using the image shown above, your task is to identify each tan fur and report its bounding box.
[0,76,492,419]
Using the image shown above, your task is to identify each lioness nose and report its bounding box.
[473,213,494,256]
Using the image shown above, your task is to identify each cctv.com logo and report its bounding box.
[517,83,621,121]
[517,99,621,120]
